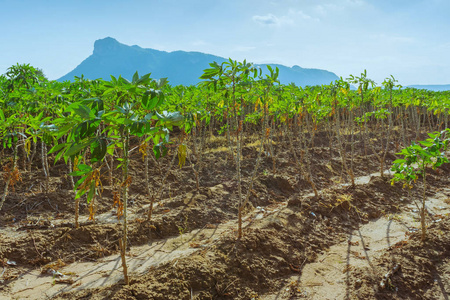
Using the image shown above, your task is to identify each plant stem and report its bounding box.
[0,141,18,212]
[120,130,129,284]
[41,139,49,193]
[421,166,427,242]
[147,145,178,221]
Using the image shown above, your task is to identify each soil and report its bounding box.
[0,132,449,299]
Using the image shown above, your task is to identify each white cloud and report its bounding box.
[252,14,276,25]
[313,0,367,16]
[287,9,320,22]
[314,4,340,15]
[345,0,366,6]
[252,10,317,27]
[252,14,291,26]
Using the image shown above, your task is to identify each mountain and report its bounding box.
[406,84,450,91]
[58,37,339,86]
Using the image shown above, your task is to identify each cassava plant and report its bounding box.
[102,71,178,284]
[201,59,259,238]
[0,117,22,212]
[240,65,280,209]
[391,129,450,241]
[49,97,108,227]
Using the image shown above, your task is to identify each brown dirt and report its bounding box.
[0,133,449,299]
[348,218,450,300]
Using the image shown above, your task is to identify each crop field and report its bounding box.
[1,62,450,299]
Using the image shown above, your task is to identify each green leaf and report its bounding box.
[156,78,168,88]
[142,89,164,110]
[70,170,88,177]
[91,138,108,162]
[87,181,96,203]
[55,148,66,164]
[130,121,144,136]
[153,143,168,160]
[40,124,59,133]
[68,102,92,120]
[48,143,67,155]
[132,71,139,85]
[65,139,93,157]
[419,140,433,147]
[55,123,75,140]
[74,175,88,189]
[136,73,151,85]
[392,159,406,164]
[107,144,115,156]
[157,111,184,126]
[74,187,88,200]
[69,164,92,177]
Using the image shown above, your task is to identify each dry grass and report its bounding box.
[245,139,277,148]
[204,134,277,154]
[205,146,229,154]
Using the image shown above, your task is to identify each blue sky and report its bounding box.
[1,0,449,85]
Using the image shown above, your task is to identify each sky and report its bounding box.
[1,0,449,85]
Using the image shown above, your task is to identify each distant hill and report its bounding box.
[407,84,450,91]
[58,37,339,86]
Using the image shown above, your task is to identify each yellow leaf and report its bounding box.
[24,138,31,156]
[73,156,80,171]
[178,144,187,168]
[255,98,262,112]
[139,141,148,161]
